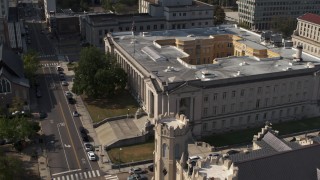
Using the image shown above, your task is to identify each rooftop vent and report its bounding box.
[164,66,178,72]
[233,71,241,77]
[239,61,248,66]
[284,41,293,49]
[187,34,195,37]
[141,46,167,62]
[306,62,315,68]
[201,71,215,79]
[142,32,150,37]
[283,67,293,71]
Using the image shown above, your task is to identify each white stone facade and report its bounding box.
[292,13,320,58]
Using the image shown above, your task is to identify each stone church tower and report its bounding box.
[154,113,191,180]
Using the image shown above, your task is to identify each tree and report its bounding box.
[271,16,297,38]
[214,5,226,25]
[72,47,127,98]
[8,97,24,113]
[102,0,113,11]
[0,116,40,146]
[80,0,89,11]
[0,150,27,180]
[113,3,126,14]
[23,51,39,85]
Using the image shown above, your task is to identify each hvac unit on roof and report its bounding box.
[187,34,195,37]
[239,61,248,66]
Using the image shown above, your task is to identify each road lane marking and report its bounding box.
[79,172,83,179]
[75,173,79,180]
[66,175,70,180]
[62,176,65,180]
[52,169,81,176]
[58,102,82,169]
[92,170,96,177]
[83,172,87,179]
[96,170,100,176]
[56,123,70,171]
[70,174,74,180]
[88,171,92,178]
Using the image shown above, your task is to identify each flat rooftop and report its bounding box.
[110,25,320,83]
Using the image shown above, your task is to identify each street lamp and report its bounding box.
[118,148,122,171]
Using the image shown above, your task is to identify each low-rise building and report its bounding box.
[292,13,320,58]
[105,25,320,137]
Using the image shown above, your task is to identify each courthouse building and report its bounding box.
[104,25,320,137]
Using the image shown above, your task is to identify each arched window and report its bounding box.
[174,144,180,159]
[0,78,11,94]
[162,143,167,157]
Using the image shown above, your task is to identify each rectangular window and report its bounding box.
[223,92,227,99]
[265,98,269,106]
[153,25,157,29]
[231,103,235,112]
[99,30,102,36]
[271,111,275,118]
[230,118,234,126]
[202,123,207,131]
[213,93,218,100]
[279,110,283,117]
[247,115,251,124]
[222,120,226,128]
[203,108,208,116]
[301,106,305,112]
[240,89,245,96]
[232,91,236,98]
[255,114,259,121]
[256,99,260,108]
[222,105,226,113]
[212,122,216,129]
[239,117,243,125]
[213,106,217,115]
[257,87,262,94]
[263,112,267,120]
[204,96,209,102]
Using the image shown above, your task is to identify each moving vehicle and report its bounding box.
[84,143,93,151]
[61,81,68,86]
[127,174,147,180]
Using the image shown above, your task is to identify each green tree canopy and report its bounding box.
[0,150,27,180]
[271,16,297,38]
[0,116,40,144]
[23,50,39,85]
[214,5,226,25]
[72,47,127,98]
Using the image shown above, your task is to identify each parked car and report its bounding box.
[87,151,96,161]
[65,91,73,98]
[67,98,76,104]
[188,155,202,163]
[129,167,144,174]
[39,111,47,119]
[61,81,68,86]
[59,74,65,81]
[148,164,154,172]
[84,143,93,151]
[208,153,220,158]
[79,126,87,134]
[127,174,147,180]
[73,111,79,117]
[81,133,89,142]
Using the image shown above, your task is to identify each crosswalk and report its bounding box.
[39,54,56,58]
[41,62,59,67]
[104,174,119,180]
[52,170,102,180]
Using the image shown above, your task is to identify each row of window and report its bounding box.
[98,24,166,36]
[295,41,320,55]
[202,106,305,131]
[203,82,307,103]
[203,92,308,117]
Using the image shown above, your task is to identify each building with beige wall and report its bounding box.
[105,25,320,137]
[292,13,320,58]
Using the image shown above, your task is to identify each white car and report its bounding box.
[61,81,68,86]
[87,151,96,161]
[65,91,73,98]
[73,111,79,117]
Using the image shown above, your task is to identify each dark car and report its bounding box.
[68,98,76,104]
[81,133,89,142]
[79,126,87,134]
[148,164,154,172]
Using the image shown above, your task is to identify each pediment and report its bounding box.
[169,83,200,94]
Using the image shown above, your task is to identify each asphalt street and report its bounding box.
[24,5,102,179]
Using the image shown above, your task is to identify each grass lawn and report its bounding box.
[82,90,139,123]
[202,117,320,147]
[107,139,154,164]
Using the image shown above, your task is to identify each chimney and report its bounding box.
[296,45,303,61]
